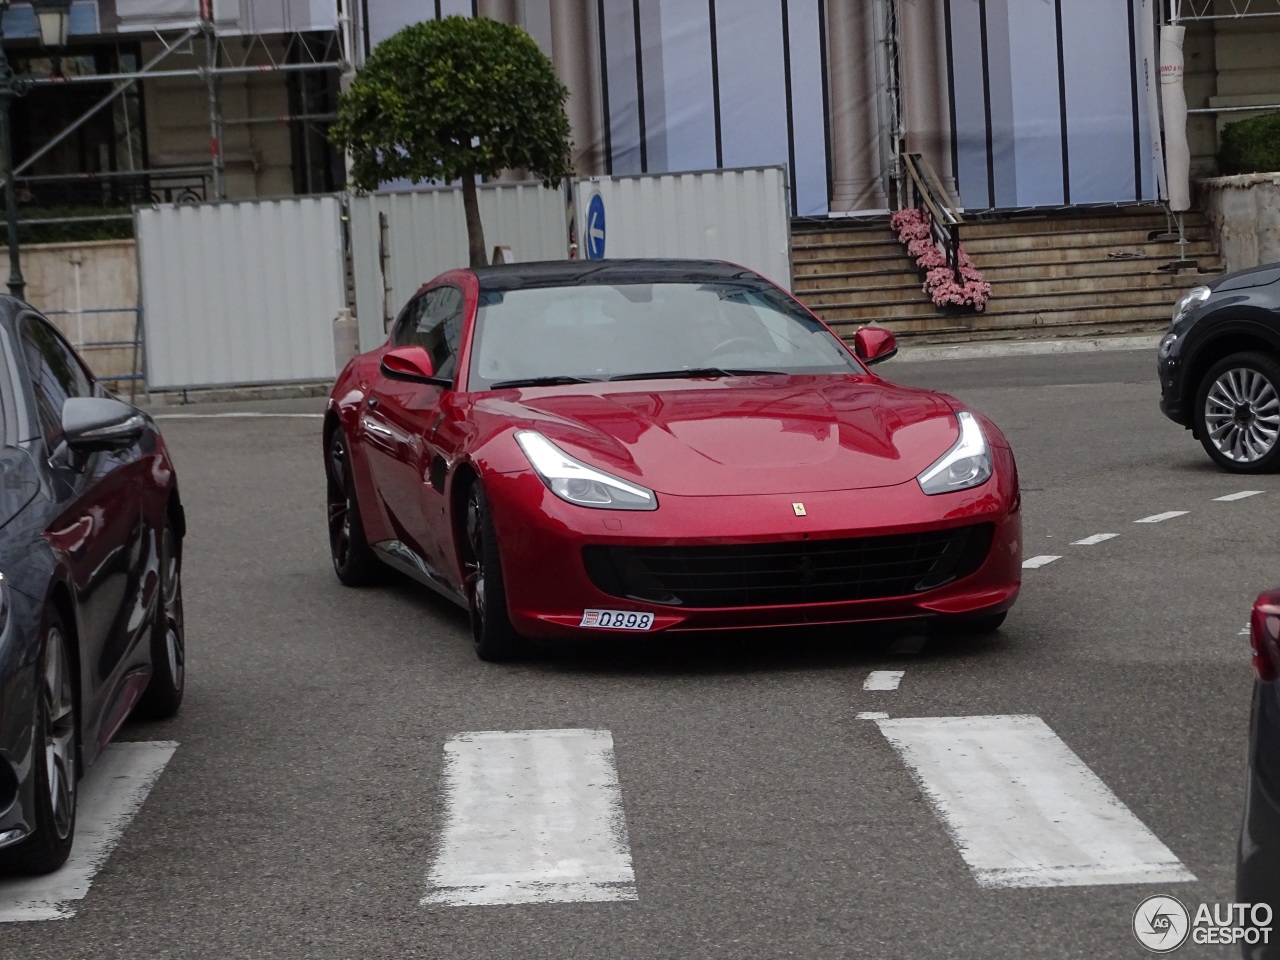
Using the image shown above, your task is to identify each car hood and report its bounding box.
[0,447,37,533]
[1213,262,1280,293]
[481,375,961,496]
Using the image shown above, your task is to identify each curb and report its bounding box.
[136,381,332,409]
[895,333,1161,363]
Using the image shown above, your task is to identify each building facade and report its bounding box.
[4,0,1278,222]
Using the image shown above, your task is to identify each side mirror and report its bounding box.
[381,346,438,383]
[854,327,898,366]
[61,397,146,453]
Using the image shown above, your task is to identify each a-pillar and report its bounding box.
[826,1,887,213]
[899,0,957,200]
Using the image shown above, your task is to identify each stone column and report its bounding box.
[475,0,520,24]
[898,0,957,199]
[551,0,606,175]
[826,0,887,212]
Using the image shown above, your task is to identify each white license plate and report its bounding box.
[579,609,655,631]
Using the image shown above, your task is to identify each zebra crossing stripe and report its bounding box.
[875,715,1195,888]
[422,729,637,907]
[0,741,178,922]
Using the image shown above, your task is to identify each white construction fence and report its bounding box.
[137,197,346,391]
[572,166,792,292]
[347,182,569,352]
[134,166,793,390]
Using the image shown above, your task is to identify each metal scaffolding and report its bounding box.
[5,0,353,204]
[1167,1,1280,117]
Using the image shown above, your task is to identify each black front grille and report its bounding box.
[583,524,994,609]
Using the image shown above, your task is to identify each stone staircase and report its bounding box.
[792,207,1223,344]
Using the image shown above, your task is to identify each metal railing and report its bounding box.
[16,169,209,208]
[42,306,144,402]
[901,152,964,281]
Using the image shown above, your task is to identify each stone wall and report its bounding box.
[19,239,140,384]
[1199,173,1280,273]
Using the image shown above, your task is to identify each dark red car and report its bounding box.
[324,260,1021,660]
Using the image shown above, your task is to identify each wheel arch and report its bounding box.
[45,578,83,771]
[449,462,481,575]
[1183,323,1280,424]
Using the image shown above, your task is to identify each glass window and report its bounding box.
[393,285,463,380]
[20,316,93,441]
[468,280,862,390]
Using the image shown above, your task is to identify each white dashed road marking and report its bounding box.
[1134,511,1188,523]
[1022,555,1061,569]
[1072,533,1118,546]
[0,741,178,922]
[875,716,1195,889]
[422,729,637,907]
[1215,490,1264,502]
[857,712,890,720]
[864,671,905,691]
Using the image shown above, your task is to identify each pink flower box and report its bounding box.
[891,207,990,311]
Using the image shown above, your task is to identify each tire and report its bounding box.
[135,520,185,720]
[326,429,384,585]
[931,611,1007,636]
[1195,352,1280,473]
[0,611,77,874]
[464,483,526,662]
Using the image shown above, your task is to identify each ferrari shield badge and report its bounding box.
[792,502,806,517]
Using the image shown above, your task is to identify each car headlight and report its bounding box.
[515,430,658,511]
[1171,285,1210,326]
[917,411,993,496]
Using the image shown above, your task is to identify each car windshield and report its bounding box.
[468,280,863,390]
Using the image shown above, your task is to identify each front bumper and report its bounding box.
[1158,329,1190,426]
[486,447,1021,641]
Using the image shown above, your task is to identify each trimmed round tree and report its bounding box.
[331,16,573,267]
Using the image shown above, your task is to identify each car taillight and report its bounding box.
[1249,590,1280,682]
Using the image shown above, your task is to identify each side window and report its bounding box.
[20,316,93,442]
[391,295,428,348]
[395,285,463,381]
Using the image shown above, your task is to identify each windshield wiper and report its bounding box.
[488,375,604,390]
[608,368,783,382]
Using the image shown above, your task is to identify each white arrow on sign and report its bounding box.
[588,211,604,252]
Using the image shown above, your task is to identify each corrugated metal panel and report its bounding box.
[349,183,568,351]
[573,167,793,291]
[137,197,344,391]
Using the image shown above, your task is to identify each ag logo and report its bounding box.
[1133,895,1190,953]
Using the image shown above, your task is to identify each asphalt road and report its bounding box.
[0,348,1266,959]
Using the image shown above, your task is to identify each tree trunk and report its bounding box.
[461,171,487,268]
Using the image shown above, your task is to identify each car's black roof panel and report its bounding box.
[472,259,763,292]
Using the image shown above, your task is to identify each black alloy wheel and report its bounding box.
[1196,352,1280,473]
[0,612,77,874]
[135,521,186,720]
[464,483,525,662]
[327,431,383,585]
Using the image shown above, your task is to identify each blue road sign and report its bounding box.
[585,194,606,260]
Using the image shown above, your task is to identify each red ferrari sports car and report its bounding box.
[324,260,1021,660]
